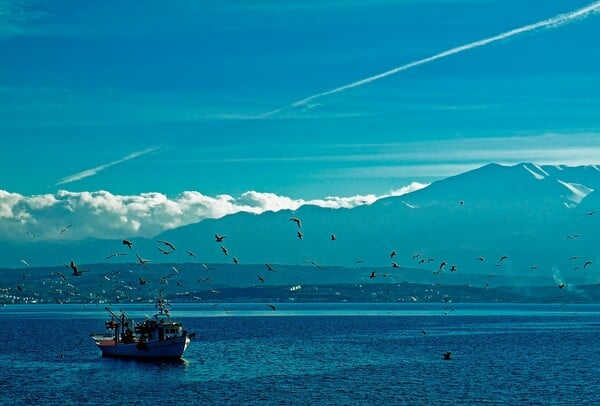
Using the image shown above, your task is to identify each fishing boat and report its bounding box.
[91,296,193,360]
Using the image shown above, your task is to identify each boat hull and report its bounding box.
[94,335,191,360]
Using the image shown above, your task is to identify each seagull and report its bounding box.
[369,271,376,279]
[443,351,452,360]
[558,283,566,289]
[391,262,400,268]
[297,231,303,240]
[499,255,509,262]
[412,253,422,260]
[586,211,596,216]
[157,239,176,250]
[186,249,197,258]
[390,250,397,259]
[265,263,277,272]
[233,257,239,265]
[69,260,85,276]
[59,224,72,235]
[257,275,265,283]
[304,259,321,268]
[267,304,276,311]
[289,217,302,228]
[158,247,172,255]
[450,265,457,272]
[138,277,149,285]
[20,259,30,267]
[439,261,447,270]
[105,252,127,259]
[355,259,366,264]
[584,261,593,269]
[330,233,336,241]
[215,234,227,242]
[476,257,485,262]
[122,239,133,250]
[26,231,39,239]
[221,246,229,256]
[54,271,68,281]
[135,253,150,267]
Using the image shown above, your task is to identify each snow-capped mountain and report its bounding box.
[2,163,600,286]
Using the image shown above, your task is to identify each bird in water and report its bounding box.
[443,351,452,360]
[369,271,376,279]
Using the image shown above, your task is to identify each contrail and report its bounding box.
[262,1,600,117]
[55,146,160,186]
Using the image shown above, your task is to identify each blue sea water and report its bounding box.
[1,303,599,405]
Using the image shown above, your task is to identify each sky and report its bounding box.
[1,0,599,242]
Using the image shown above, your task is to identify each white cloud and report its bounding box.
[0,183,429,243]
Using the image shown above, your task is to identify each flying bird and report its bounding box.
[54,271,68,281]
[450,265,458,272]
[233,257,239,265]
[390,250,397,259]
[476,257,485,262]
[138,277,149,285]
[105,252,127,259]
[265,263,277,272]
[186,249,197,258]
[499,255,509,262]
[221,246,229,256]
[584,261,593,269]
[157,239,176,250]
[304,259,321,268]
[59,224,72,235]
[297,231,303,240]
[135,253,150,267]
[69,260,85,276]
[289,217,302,228]
[391,262,400,268]
[267,304,276,311]
[370,271,376,279]
[331,233,336,241]
[122,239,133,250]
[257,275,265,283]
[20,259,29,267]
[158,247,172,255]
[215,234,227,242]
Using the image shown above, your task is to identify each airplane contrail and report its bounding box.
[55,146,160,186]
[262,1,600,117]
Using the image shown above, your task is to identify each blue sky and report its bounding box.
[1,0,599,241]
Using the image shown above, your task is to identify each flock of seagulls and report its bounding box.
[5,201,600,310]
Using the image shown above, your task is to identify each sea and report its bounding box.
[1,302,599,405]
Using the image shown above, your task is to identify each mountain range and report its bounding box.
[2,163,600,288]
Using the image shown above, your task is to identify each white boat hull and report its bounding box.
[94,335,191,359]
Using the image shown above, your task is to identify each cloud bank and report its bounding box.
[0,182,428,243]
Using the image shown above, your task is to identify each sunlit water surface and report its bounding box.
[1,303,599,405]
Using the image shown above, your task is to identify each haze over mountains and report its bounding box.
[3,163,600,288]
